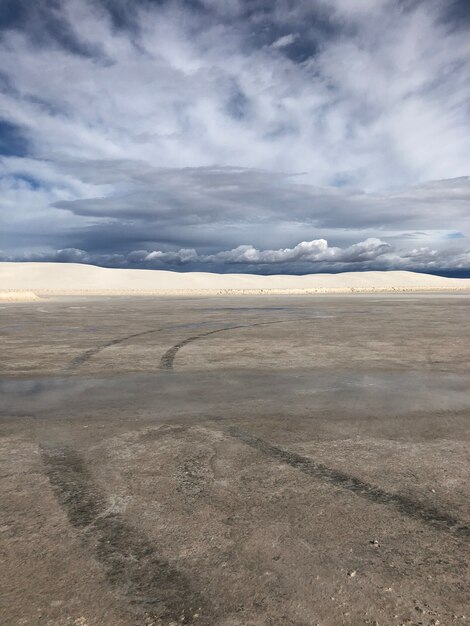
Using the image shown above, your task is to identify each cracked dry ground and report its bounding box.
[1,295,470,625]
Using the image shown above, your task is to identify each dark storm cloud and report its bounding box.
[0,0,469,273]
[51,165,470,231]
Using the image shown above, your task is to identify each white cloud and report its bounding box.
[207,238,390,264]
[270,34,299,49]
[145,248,198,264]
[0,0,469,269]
[1,0,468,189]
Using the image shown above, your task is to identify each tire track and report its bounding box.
[159,317,311,370]
[67,328,166,370]
[216,423,470,541]
[68,314,316,372]
[41,445,210,624]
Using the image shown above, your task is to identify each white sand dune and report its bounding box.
[1,262,470,299]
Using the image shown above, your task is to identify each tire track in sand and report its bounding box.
[159,317,311,370]
[67,328,166,370]
[41,444,211,624]
[214,421,470,541]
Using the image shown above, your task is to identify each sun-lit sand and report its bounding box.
[1,262,470,300]
[0,289,41,302]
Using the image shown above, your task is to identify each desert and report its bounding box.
[2,262,470,300]
[2,0,470,623]
[1,268,470,625]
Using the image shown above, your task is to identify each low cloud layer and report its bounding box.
[4,237,470,275]
[0,0,469,273]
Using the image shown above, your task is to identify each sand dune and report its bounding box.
[1,262,470,299]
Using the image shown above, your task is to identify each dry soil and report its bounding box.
[1,294,469,625]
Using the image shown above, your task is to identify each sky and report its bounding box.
[0,0,469,275]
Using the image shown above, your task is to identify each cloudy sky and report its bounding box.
[0,0,469,274]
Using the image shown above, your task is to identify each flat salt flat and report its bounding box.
[1,293,469,625]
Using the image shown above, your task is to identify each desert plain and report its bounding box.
[1,265,470,626]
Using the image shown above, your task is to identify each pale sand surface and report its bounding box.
[1,295,470,625]
[1,262,470,300]
[0,290,40,302]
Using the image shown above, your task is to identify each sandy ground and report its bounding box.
[2,262,470,300]
[0,290,41,302]
[1,294,470,625]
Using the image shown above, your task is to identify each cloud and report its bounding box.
[207,238,391,264]
[1,0,469,187]
[145,248,198,264]
[47,165,470,242]
[0,0,469,271]
[4,237,470,275]
[270,34,299,49]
